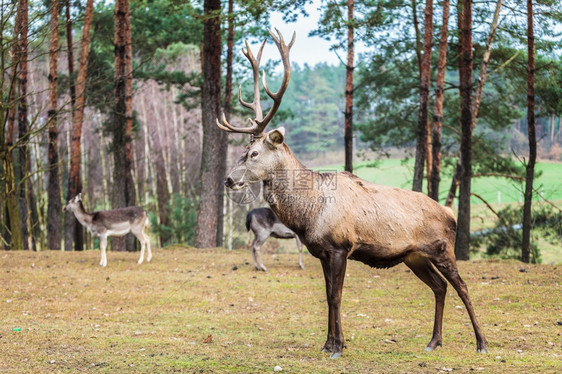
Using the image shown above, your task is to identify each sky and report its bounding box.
[269,2,343,67]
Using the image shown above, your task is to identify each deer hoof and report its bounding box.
[477,348,487,354]
[425,339,442,351]
[329,352,342,359]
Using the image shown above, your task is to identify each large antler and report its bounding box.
[216,28,295,138]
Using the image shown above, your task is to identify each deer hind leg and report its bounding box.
[430,247,488,353]
[145,231,152,262]
[296,235,304,270]
[405,253,447,351]
[250,235,268,272]
[134,230,146,264]
[99,235,108,267]
[140,216,152,262]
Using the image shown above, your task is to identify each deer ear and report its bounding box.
[266,127,285,148]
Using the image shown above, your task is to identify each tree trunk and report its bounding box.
[1,155,22,250]
[65,0,93,251]
[11,0,36,251]
[64,0,78,251]
[0,3,23,250]
[217,0,234,247]
[413,0,433,192]
[550,113,555,143]
[344,0,354,173]
[411,0,422,74]
[47,0,62,250]
[445,0,503,206]
[455,0,473,261]
[194,0,223,249]
[429,0,450,202]
[112,0,135,251]
[521,0,535,264]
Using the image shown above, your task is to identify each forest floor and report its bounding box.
[1,248,561,373]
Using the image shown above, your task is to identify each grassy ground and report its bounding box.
[1,248,561,373]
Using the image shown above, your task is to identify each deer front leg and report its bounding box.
[320,250,347,358]
[99,235,108,267]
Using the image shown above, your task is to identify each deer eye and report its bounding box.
[250,151,259,159]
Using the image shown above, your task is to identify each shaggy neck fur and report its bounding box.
[263,144,330,237]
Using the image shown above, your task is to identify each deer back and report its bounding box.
[90,206,147,235]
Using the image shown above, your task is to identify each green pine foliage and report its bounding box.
[480,205,562,263]
[149,194,198,247]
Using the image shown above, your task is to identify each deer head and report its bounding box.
[65,193,83,212]
[217,28,295,190]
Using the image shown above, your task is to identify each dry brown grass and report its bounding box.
[1,247,561,373]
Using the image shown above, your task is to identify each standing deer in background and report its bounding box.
[217,29,487,358]
[65,193,151,267]
[246,207,304,271]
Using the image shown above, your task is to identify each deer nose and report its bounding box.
[224,177,234,188]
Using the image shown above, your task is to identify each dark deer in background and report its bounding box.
[218,29,487,358]
[246,207,304,271]
[65,193,151,267]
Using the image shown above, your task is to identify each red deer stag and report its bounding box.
[65,193,151,267]
[217,29,487,358]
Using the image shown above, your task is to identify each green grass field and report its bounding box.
[317,159,562,206]
[1,249,561,373]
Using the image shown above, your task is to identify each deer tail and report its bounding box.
[245,212,252,232]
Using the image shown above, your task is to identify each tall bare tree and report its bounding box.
[14,0,38,250]
[521,0,535,263]
[429,0,450,201]
[0,1,23,250]
[113,0,136,251]
[217,0,235,247]
[455,0,473,260]
[445,0,503,207]
[47,0,62,250]
[65,0,94,251]
[413,0,434,192]
[344,0,355,173]
[64,0,77,251]
[194,0,223,248]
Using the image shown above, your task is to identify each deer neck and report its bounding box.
[263,144,324,235]
[70,201,94,228]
